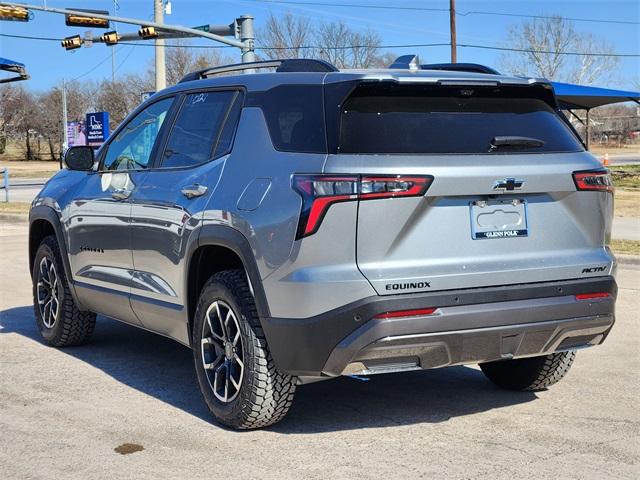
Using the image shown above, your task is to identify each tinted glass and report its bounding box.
[214,94,243,158]
[103,98,173,171]
[338,84,583,154]
[161,91,238,168]
[256,85,326,153]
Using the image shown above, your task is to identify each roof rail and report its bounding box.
[388,55,500,75]
[179,58,338,83]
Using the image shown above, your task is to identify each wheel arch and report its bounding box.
[185,225,271,347]
[28,205,83,308]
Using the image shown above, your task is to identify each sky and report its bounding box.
[0,0,638,92]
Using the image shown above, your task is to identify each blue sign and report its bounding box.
[85,111,109,146]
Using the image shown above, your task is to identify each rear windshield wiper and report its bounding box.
[489,136,545,152]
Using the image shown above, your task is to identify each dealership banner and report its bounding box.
[66,121,86,147]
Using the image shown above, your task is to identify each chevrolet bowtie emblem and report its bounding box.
[493,178,524,191]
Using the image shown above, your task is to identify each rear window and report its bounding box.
[337,84,583,154]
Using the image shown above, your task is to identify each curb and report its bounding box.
[616,254,640,266]
[0,213,28,224]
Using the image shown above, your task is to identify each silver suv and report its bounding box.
[29,57,617,429]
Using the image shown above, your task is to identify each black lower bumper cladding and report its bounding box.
[262,276,617,377]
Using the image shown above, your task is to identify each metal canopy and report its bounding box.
[0,57,29,83]
[551,82,640,110]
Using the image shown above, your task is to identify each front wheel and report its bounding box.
[193,270,297,429]
[32,235,96,347]
[480,351,576,391]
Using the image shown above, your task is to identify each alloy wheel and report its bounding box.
[37,256,60,329]
[201,300,245,403]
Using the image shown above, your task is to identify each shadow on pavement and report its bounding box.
[1,305,537,433]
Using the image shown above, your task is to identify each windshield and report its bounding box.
[337,84,583,155]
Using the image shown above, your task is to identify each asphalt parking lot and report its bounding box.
[1,222,638,480]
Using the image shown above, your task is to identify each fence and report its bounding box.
[1,168,8,202]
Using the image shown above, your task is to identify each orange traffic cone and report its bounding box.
[602,153,609,166]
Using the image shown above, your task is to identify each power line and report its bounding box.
[456,43,638,58]
[2,33,638,57]
[70,46,126,81]
[244,0,640,25]
[243,0,448,13]
[457,10,639,25]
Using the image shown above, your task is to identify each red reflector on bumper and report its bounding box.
[575,292,611,300]
[373,307,437,319]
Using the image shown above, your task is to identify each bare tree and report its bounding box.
[163,40,235,85]
[259,13,316,60]
[260,13,390,69]
[500,15,618,85]
[0,85,38,159]
[94,75,145,131]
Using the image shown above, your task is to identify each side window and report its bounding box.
[161,91,239,168]
[102,98,173,171]
[255,85,326,154]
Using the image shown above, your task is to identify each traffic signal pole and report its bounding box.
[0,2,253,64]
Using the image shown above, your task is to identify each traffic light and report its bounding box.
[61,35,83,51]
[101,31,119,46]
[65,9,109,28]
[138,26,159,39]
[0,5,29,21]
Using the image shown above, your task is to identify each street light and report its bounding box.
[61,35,83,50]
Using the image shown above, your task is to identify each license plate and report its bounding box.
[470,199,528,240]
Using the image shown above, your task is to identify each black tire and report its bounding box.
[32,235,96,347]
[480,351,576,391]
[193,269,296,430]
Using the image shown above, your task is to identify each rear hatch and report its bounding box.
[323,81,614,295]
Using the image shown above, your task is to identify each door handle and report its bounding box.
[111,188,131,200]
[181,184,208,199]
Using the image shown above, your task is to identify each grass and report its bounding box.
[610,164,640,191]
[614,190,640,217]
[590,145,640,155]
[0,202,31,214]
[0,160,60,179]
[610,239,640,256]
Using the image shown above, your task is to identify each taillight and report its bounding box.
[292,175,433,238]
[373,307,438,320]
[573,170,614,193]
[575,292,612,301]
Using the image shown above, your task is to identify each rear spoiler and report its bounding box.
[387,54,640,110]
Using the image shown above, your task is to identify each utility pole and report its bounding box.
[154,0,166,90]
[111,0,118,82]
[449,0,457,63]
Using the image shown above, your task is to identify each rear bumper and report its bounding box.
[263,276,616,377]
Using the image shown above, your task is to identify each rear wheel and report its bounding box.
[193,270,297,429]
[32,235,96,347]
[480,351,576,391]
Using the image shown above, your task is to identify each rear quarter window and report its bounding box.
[337,84,583,155]
[250,85,326,153]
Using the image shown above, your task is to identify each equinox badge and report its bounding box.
[493,178,524,192]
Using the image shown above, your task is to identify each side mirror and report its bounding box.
[64,146,95,171]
